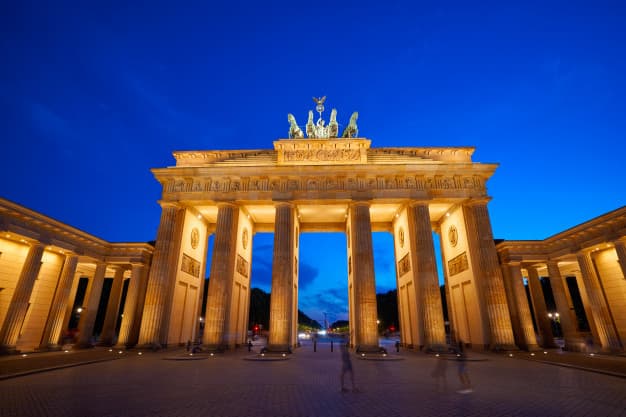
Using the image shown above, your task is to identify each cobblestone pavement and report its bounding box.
[1,343,625,417]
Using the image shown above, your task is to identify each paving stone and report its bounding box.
[0,345,625,417]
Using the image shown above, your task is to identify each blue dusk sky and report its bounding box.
[1,2,625,324]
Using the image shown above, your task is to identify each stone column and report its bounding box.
[525,266,555,348]
[267,202,296,352]
[138,203,185,348]
[99,267,126,345]
[349,202,379,352]
[614,240,626,279]
[577,251,622,352]
[39,254,79,349]
[116,263,148,347]
[463,202,516,349]
[407,202,446,351]
[203,203,239,350]
[546,261,582,350]
[0,243,45,353]
[501,262,538,350]
[76,262,107,347]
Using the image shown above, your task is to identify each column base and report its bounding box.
[134,342,164,351]
[203,344,228,353]
[423,343,450,353]
[355,344,384,354]
[489,343,519,352]
[263,344,292,354]
[36,344,63,352]
[0,345,20,355]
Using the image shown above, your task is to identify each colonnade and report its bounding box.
[498,235,626,353]
[0,197,153,353]
[0,237,150,353]
[2,196,624,354]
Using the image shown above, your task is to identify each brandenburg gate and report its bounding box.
[137,100,517,352]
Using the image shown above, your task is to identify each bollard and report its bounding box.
[248,340,253,352]
[331,340,334,352]
[314,340,317,352]
[395,341,400,353]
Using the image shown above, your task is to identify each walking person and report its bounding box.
[456,341,473,394]
[340,342,356,393]
[430,355,448,392]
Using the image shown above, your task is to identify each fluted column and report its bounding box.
[349,202,379,352]
[546,261,581,350]
[76,262,107,347]
[501,262,538,350]
[577,252,622,352]
[99,267,126,345]
[525,266,555,348]
[0,243,45,352]
[407,202,446,350]
[116,263,148,347]
[614,240,626,279]
[203,203,239,349]
[463,202,516,349]
[267,202,296,352]
[138,203,185,348]
[40,254,79,349]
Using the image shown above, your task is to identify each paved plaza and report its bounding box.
[1,341,625,417]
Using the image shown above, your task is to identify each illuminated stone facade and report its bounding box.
[1,138,624,354]
[0,198,153,353]
[496,207,626,353]
[143,137,515,351]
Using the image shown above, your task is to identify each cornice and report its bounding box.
[496,206,626,259]
[0,198,154,263]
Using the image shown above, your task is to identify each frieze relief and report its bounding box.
[283,149,361,162]
[397,253,411,277]
[448,252,469,277]
[165,174,486,196]
[181,253,201,278]
[236,254,249,278]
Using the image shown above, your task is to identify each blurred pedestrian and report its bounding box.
[456,341,472,394]
[340,342,356,393]
[430,355,448,392]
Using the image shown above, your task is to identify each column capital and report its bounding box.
[157,200,181,209]
[407,200,428,208]
[273,201,294,209]
[612,237,626,247]
[349,200,371,208]
[215,201,239,209]
[463,197,492,207]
